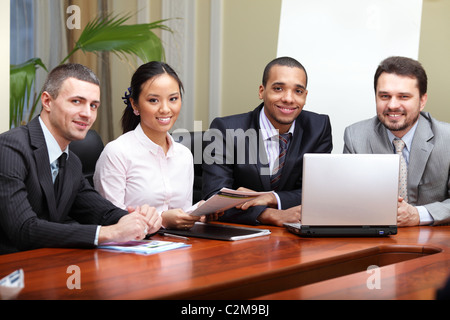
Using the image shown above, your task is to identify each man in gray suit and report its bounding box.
[0,63,162,254]
[344,56,450,226]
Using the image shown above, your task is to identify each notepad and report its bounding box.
[99,240,190,255]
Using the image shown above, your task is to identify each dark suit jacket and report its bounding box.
[202,103,333,225]
[0,117,127,254]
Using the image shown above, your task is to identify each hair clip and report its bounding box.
[122,87,133,110]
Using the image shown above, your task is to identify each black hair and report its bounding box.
[262,56,308,88]
[121,61,184,133]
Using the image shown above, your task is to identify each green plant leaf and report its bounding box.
[10,12,171,128]
[10,58,47,128]
[62,13,173,64]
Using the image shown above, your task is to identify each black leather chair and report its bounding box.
[70,130,104,187]
[172,131,205,204]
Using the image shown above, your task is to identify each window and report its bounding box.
[10,0,34,65]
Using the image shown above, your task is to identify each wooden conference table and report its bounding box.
[0,223,449,300]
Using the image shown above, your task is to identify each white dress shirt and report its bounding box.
[94,124,194,217]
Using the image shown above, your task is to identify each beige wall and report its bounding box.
[3,0,450,135]
[1,1,10,133]
[104,0,450,133]
[108,0,139,139]
[194,0,211,127]
[106,0,282,132]
[419,0,450,122]
[221,0,281,118]
[99,0,163,139]
[217,0,450,124]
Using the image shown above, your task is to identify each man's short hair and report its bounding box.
[374,56,427,97]
[42,63,100,98]
[262,56,308,88]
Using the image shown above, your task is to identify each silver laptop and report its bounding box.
[285,153,399,237]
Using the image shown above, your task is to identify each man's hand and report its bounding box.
[133,205,162,234]
[257,205,301,227]
[98,212,151,244]
[99,205,161,244]
[200,211,224,223]
[235,187,278,210]
[397,197,420,227]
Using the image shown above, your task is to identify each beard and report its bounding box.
[377,109,421,133]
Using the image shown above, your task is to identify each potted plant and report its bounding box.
[10,12,172,128]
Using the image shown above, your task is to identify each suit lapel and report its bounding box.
[408,115,434,203]
[29,117,59,221]
[370,121,394,154]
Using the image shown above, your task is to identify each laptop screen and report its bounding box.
[301,154,399,226]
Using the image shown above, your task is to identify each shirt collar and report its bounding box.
[259,106,295,141]
[38,116,69,164]
[386,120,419,152]
[135,123,175,156]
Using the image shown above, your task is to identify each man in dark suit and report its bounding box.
[0,63,161,254]
[202,57,333,226]
[344,56,450,226]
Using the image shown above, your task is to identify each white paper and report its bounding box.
[188,188,272,216]
[99,240,190,255]
[0,269,24,300]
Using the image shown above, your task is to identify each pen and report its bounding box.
[162,233,189,240]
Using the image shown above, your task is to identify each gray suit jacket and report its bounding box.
[0,117,128,254]
[343,112,450,225]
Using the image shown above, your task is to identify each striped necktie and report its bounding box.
[271,133,291,190]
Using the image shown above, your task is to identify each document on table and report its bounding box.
[0,269,24,300]
[187,188,272,216]
[99,240,190,255]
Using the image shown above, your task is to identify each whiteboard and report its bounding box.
[277,0,423,153]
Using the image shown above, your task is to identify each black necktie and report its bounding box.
[54,154,66,203]
[271,133,291,190]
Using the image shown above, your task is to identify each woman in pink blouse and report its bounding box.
[94,62,201,230]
